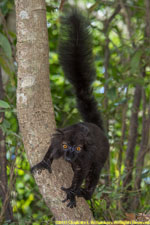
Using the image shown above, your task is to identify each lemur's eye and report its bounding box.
[76,146,81,151]
[63,144,68,149]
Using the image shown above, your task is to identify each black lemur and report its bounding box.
[31,7,109,208]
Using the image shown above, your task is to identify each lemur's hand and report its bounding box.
[31,160,52,174]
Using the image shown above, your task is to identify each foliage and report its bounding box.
[0,0,150,223]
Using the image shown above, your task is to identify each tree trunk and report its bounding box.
[15,0,93,222]
[103,3,121,188]
[131,89,150,210]
[131,0,150,209]
[123,85,142,207]
[117,88,128,187]
[0,67,14,222]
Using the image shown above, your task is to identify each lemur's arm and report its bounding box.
[31,134,63,174]
[31,145,53,174]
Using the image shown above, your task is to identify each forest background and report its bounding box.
[0,0,150,224]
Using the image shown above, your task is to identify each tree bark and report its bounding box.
[0,67,14,222]
[15,0,93,222]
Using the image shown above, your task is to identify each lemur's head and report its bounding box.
[55,123,91,163]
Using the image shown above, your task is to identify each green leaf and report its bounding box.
[0,56,12,75]
[0,0,9,15]
[130,50,142,74]
[100,199,107,210]
[107,86,116,100]
[141,169,150,178]
[0,119,11,135]
[123,77,145,86]
[0,100,10,108]
[3,119,11,129]
[0,33,12,59]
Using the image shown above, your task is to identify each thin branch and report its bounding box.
[104,4,121,31]
[59,0,66,11]
[96,0,145,10]
[0,157,16,222]
[0,67,14,222]
[119,0,136,48]
[103,1,121,128]
[103,1,121,187]
[117,88,128,182]
[145,0,150,39]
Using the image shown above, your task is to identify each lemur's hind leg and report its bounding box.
[77,164,102,200]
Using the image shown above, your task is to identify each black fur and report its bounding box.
[58,7,104,131]
[31,7,109,208]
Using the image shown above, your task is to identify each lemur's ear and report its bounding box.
[53,128,64,138]
[56,128,64,134]
[79,123,94,146]
[79,123,90,137]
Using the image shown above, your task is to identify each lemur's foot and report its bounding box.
[61,186,76,208]
[76,188,92,200]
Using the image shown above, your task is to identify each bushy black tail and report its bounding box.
[58,7,104,131]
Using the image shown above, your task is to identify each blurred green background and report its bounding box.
[0,0,150,224]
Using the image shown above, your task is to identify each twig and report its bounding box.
[59,0,66,11]
[119,0,136,48]
[0,152,17,222]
